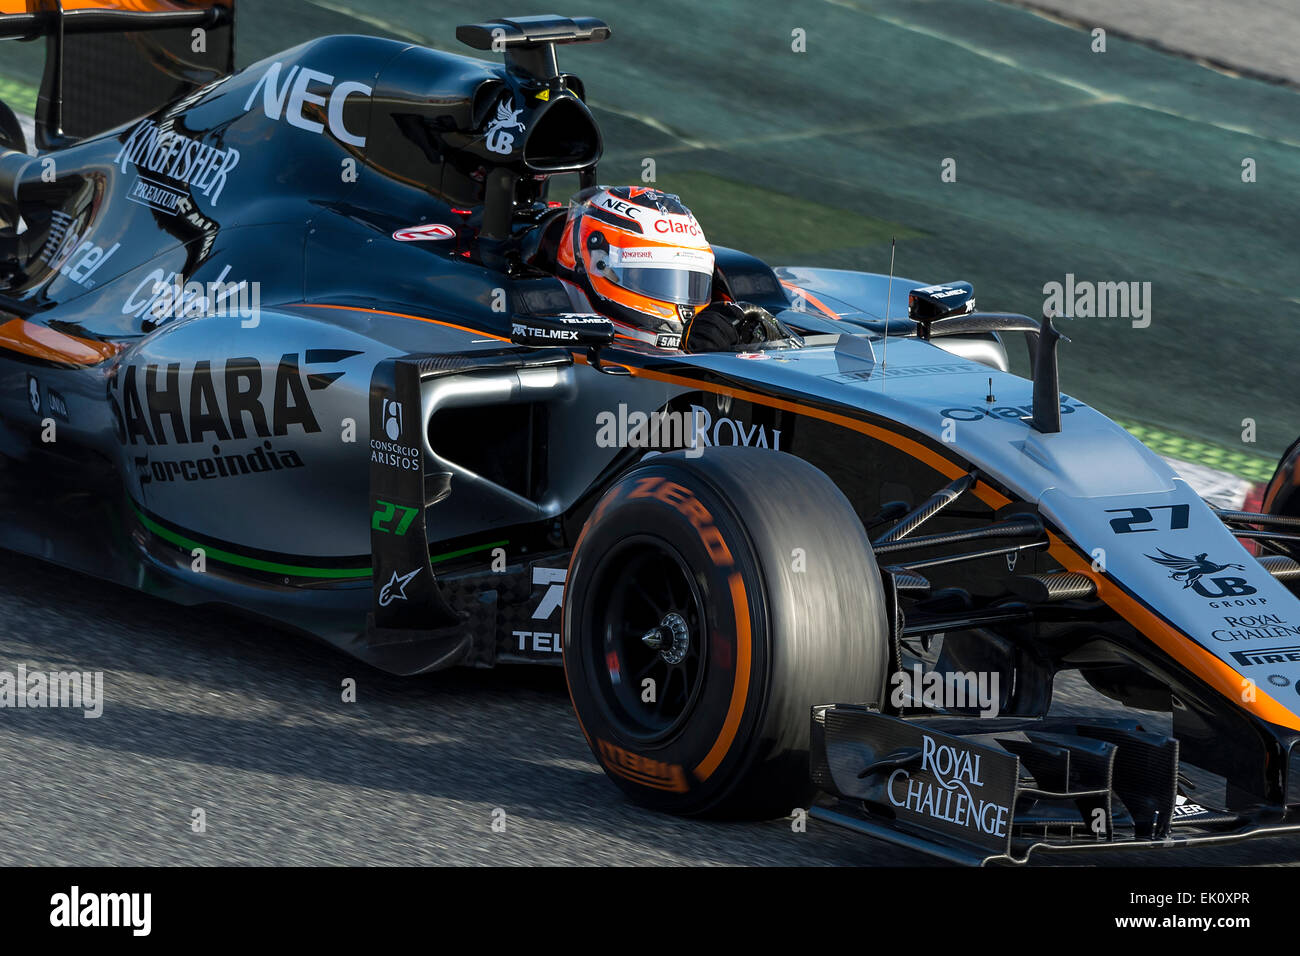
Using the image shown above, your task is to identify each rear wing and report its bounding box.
[0,0,234,150]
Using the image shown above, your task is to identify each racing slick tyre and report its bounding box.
[1264,436,1300,566]
[563,446,890,819]
[1264,436,1300,521]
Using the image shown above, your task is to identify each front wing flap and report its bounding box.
[810,705,1300,865]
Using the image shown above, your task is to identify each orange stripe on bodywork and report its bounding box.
[621,362,1010,510]
[296,303,510,342]
[624,363,1300,730]
[695,573,753,781]
[0,317,120,365]
[299,307,1300,733]
[1046,535,1300,731]
[778,280,841,321]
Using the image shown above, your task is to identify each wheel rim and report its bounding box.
[587,535,709,742]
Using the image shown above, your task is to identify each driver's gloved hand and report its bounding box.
[683,302,743,352]
[684,301,787,352]
[732,302,786,345]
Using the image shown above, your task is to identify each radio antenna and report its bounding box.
[882,238,896,371]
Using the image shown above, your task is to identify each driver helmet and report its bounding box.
[555,186,714,347]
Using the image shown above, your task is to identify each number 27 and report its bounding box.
[372,500,419,536]
[1105,504,1189,534]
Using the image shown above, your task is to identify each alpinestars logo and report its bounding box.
[1146,549,1255,599]
[379,568,420,606]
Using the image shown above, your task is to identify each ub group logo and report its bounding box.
[1146,549,1254,600]
[485,95,525,155]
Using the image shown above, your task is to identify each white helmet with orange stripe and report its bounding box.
[555,186,714,347]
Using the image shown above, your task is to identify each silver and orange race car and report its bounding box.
[1,5,1298,864]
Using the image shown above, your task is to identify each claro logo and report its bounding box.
[244,61,371,147]
[652,216,702,237]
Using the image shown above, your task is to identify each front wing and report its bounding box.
[809,706,1300,865]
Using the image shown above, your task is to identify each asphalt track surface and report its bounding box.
[1,1,1299,867]
[1005,0,1300,88]
[6,546,1300,868]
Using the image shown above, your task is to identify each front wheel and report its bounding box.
[562,447,890,819]
[1264,436,1300,521]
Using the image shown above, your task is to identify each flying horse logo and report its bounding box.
[1145,549,1255,599]
[485,97,525,155]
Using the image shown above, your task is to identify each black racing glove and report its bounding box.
[683,302,743,352]
[732,301,787,345]
[684,301,788,352]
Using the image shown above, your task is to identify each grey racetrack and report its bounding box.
[4,547,1300,866]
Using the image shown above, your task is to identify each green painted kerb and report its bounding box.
[0,76,38,117]
[1118,421,1277,484]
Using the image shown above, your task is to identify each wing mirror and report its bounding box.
[908,281,974,322]
[510,313,628,374]
[510,313,615,348]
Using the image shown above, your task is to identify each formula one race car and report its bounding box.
[2,5,1300,865]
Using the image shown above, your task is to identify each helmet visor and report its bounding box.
[603,246,714,306]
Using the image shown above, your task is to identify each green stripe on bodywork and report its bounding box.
[1117,420,1277,484]
[133,502,510,578]
[0,76,38,117]
[132,503,371,579]
[430,540,509,564]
